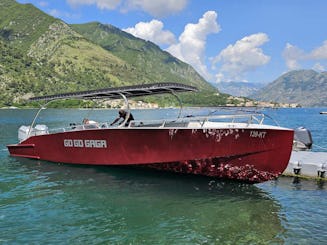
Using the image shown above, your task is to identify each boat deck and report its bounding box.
[41,113,286,134]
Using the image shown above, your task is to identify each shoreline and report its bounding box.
[2,106,327,110]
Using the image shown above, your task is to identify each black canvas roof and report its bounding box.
[29,83,198,101]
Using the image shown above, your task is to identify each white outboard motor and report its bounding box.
[18,125,32,142]
[18,124,48,142]
[293,127,313,151]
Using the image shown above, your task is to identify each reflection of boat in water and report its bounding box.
[7,83,294,183]
[8,156,284,244]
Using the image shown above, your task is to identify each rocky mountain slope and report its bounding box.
[215,81,264,97]
[252,70,327,107]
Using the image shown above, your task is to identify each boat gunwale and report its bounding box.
[24,112,291,138]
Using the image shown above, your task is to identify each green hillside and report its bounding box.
[71,22,213,91]
[0,0,55,52]
[0,0,232,108]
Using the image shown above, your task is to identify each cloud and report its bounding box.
[123,20,176,45]
[310,40,327,60]
[39,1,49,7]
[283,41,327,70]
[67,0,121,10]
[48,8,80,19]
[312,63,325,71]
[66,0,188,17]
[49,9,61,18]
[166,11,221,80]
[215,73,224,83]
[282,43,305,70]
[123,0,188,17]
[212,33,270,82]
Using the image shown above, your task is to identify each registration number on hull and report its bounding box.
[249,131,267,139]
[64,139,107,148]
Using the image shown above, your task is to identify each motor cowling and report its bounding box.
[18,124,48,142]
[293,127,313,151]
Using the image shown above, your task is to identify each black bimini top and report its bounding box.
[29,83,198,101]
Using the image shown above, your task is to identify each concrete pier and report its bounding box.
[283,151,327,179]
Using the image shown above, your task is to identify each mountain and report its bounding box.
[215,81,264,97]
[0,0,55,52]
[252,70,327,107]
[70,22,214,91]
[0,0,232,107]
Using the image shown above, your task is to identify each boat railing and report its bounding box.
[44,113,265,134]
[48,122,110,134]
[132,113,265,128]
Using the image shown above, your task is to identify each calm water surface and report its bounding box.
[0,108,327,244]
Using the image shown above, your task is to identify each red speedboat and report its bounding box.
[7,83,294,183]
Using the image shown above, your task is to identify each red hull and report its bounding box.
[7,127,294,183]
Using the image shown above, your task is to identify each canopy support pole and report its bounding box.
[27,100,53,139]
[171,91,183,119]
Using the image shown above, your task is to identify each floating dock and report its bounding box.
[283,151,327,179]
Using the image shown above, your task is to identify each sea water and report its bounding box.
[0,108,327,244]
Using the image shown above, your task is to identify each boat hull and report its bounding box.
[7,127,294,183]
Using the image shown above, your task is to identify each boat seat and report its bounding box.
[84,124,98,129]
[135,123,163,128]
[164,122,189,127]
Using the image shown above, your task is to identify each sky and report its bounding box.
[17,0,327,85]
